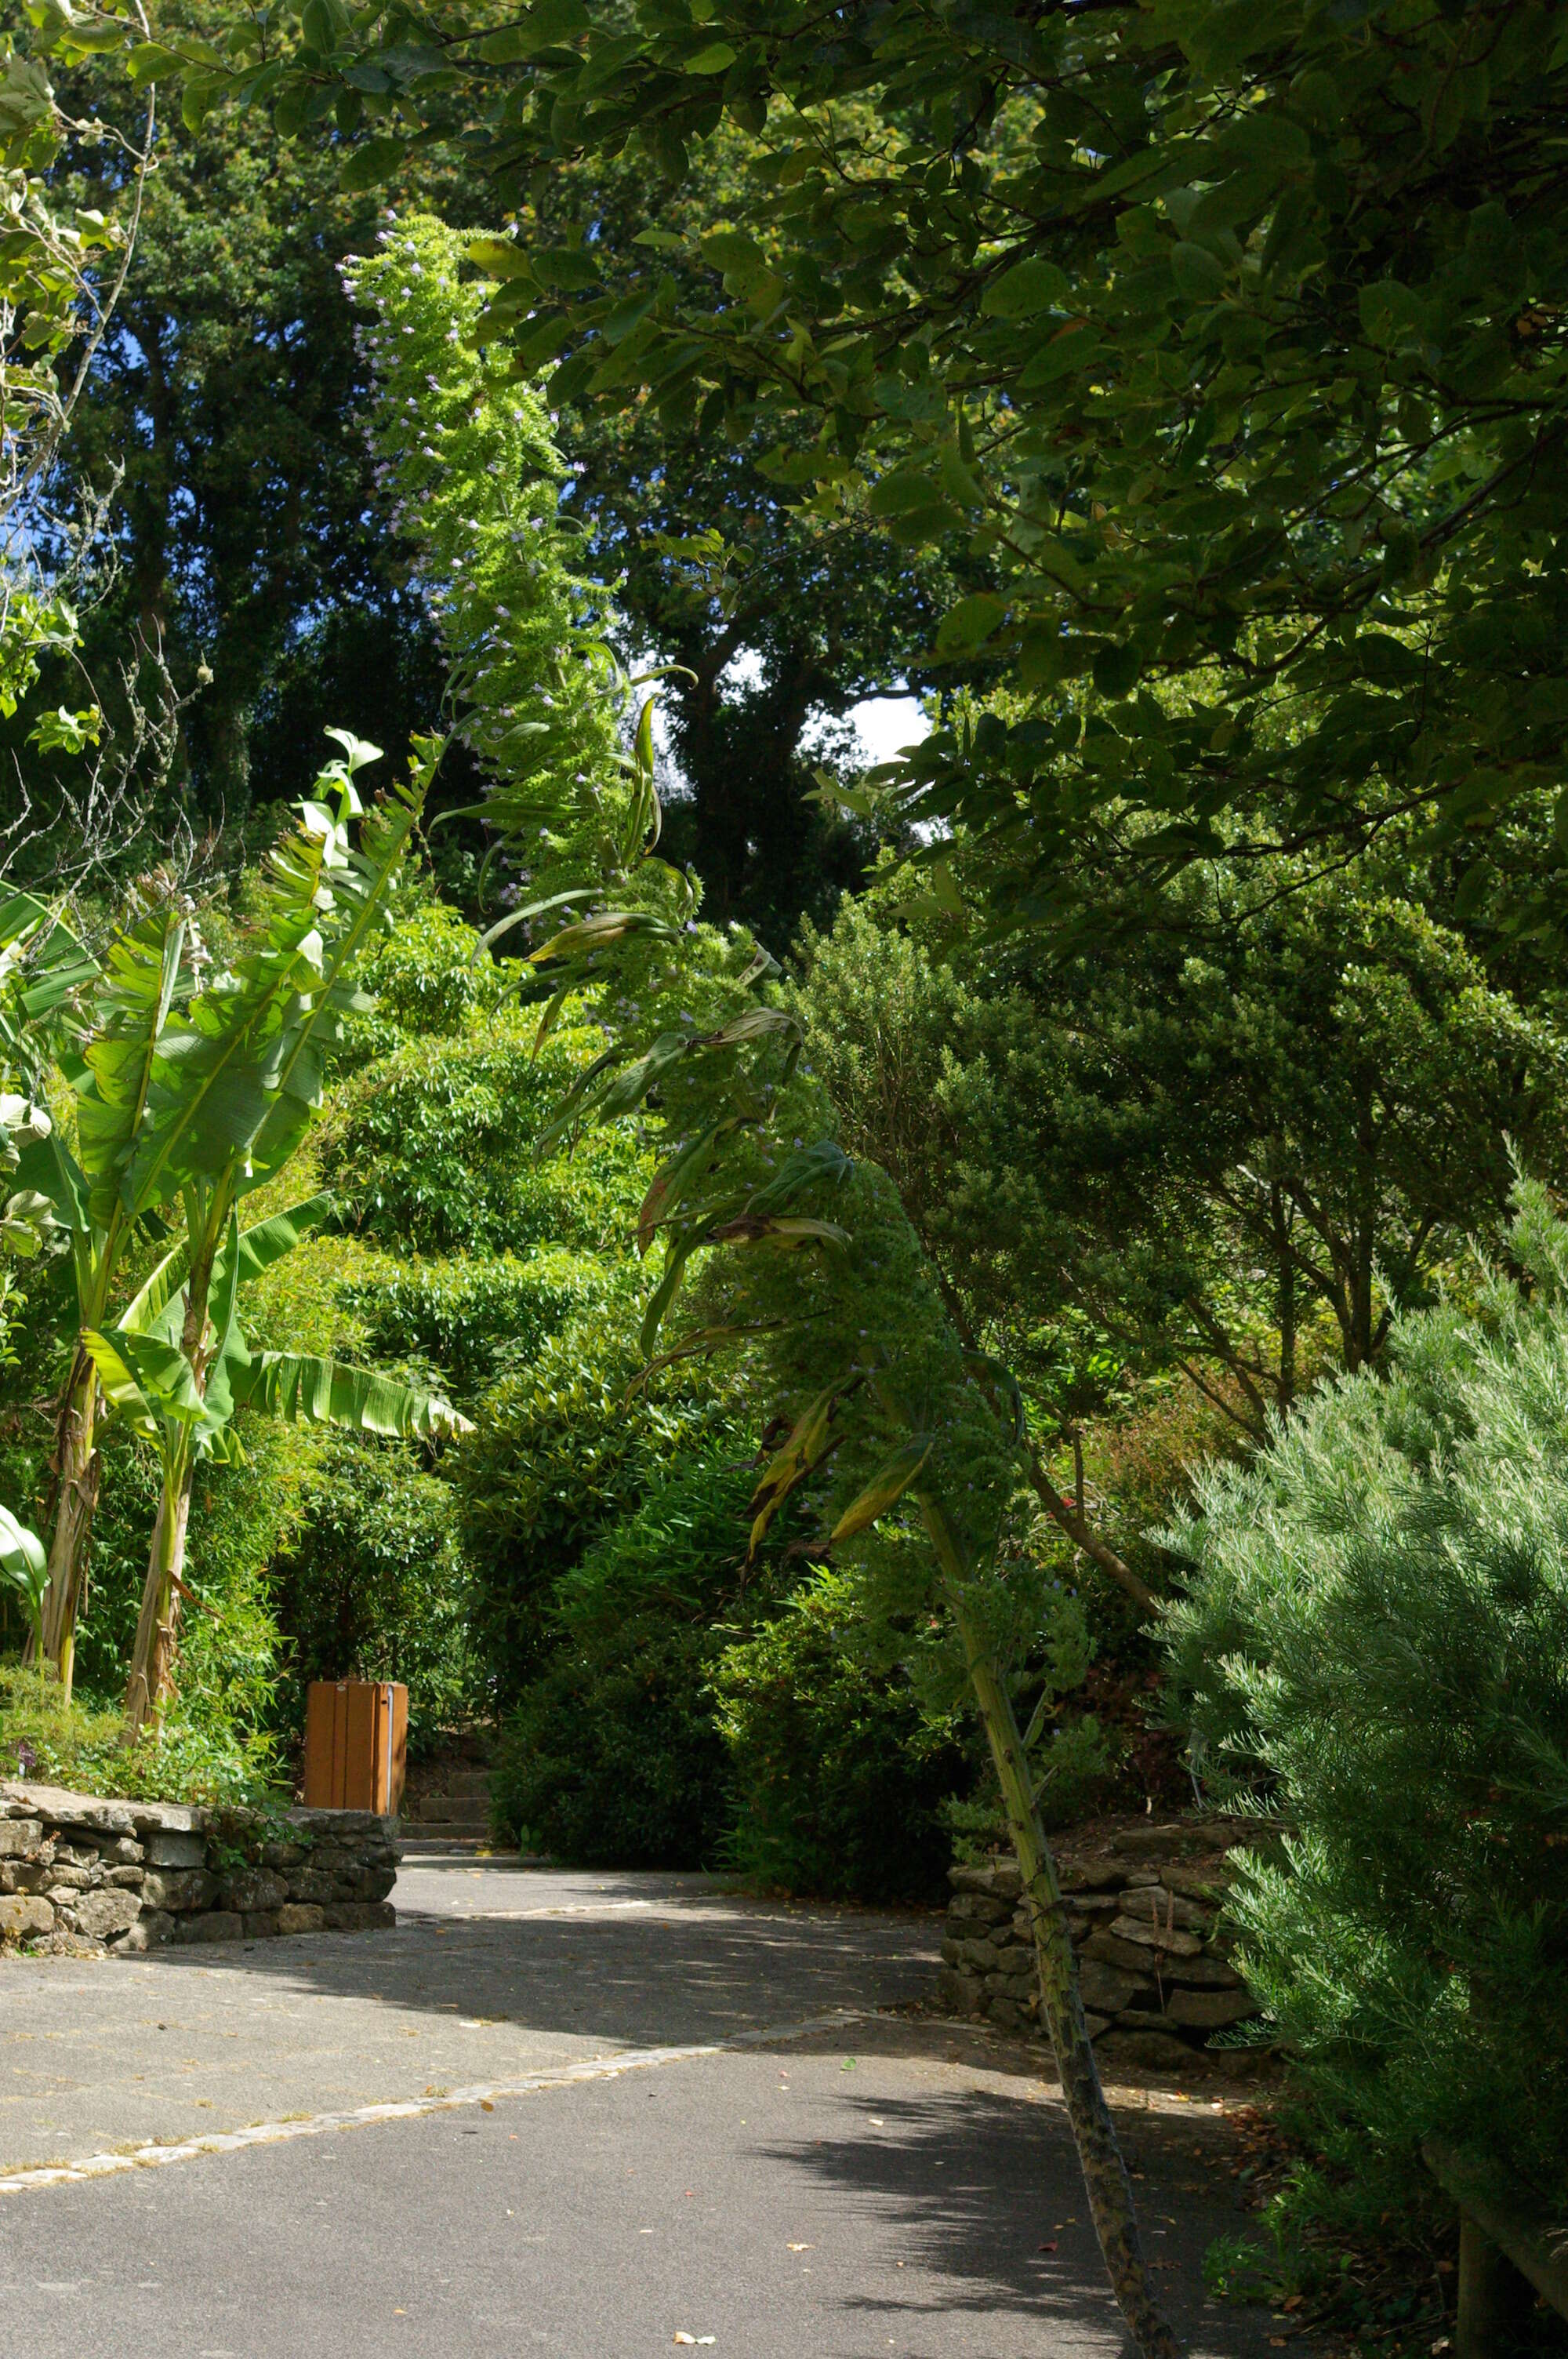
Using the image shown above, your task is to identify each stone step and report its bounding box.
[411,1790,488,1826]
[438,1768,492,1800]
[398,1823,490,1847]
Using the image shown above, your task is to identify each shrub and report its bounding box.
[1164,1180,1568,2236]
[713,1569,971,1906]
[318,1006,650,1259]
[338,1247,614,1405]
[489,1456,771,1867]
[0,1664,281,1805]
[270,1434,477,1757]
[458,1286,749,1704]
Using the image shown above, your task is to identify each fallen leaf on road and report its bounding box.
[1038,2242,1058,2255]
[481,2101,495,2113]
[787,2244,813,2252]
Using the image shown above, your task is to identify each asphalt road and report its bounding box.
[0,1848,1281,2359]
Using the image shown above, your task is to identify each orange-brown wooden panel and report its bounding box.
[343,1681,377,1811]
[302,1682,344,1809]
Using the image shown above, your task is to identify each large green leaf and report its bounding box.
[230,1350,472,1439]
[120,1194,335,1341]
[82,1326,203,1434]
[829,1439,934,1543]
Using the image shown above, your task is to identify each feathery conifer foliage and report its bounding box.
[1165,1178,1568,2237]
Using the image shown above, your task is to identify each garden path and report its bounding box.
[0,1848,1283,2357]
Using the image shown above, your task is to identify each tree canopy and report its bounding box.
[148,0,1568,941]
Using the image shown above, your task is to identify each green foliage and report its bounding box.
[320,1007,651,1259]
[457,1285,746,1704]
[346,213,630,868]
[801,841,1568,1424]
[206,4,1568,947]
[490,1454,768,1867]
[71,1397,312,1722]
[50,0,485,822]
[339,1248,612,1407]
[1164,1180,1568,2233]
[272,1434,476,1757]
[713,1568,970,1906]
[0,1663,280,1807]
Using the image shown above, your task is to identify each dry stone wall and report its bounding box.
[938,1817,1265,2076]
[0,1780,398,1958]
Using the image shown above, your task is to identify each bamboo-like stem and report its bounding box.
[122,1219,216,1739]
[122,1479,190,1739]
[38,1354,102,1702]
[924,1496,1182,2359]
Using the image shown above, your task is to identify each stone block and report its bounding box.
[134,1909,175,1948]
[1161,1863,1232,1900]
[1058,1859,1127,1893]
[289,1808,392,1844]
[141,1868,217,1913]
[1109,1914,1203,1957]
[243,1911,281,1940]
[1163,1953,1246,1989]
[142,1830,208,1870]
[989,1943,1033,1976]
[321,1902,395,1932]
[1167,1986,1261,2030]
[0,1894,53,1940]
[947,1892,1012,1928]
[1116,1887,1212,1933]
[0,1819,42,1857]
[71,1888,142,1939]
[1083,1928,1166,1975]
[1096,2026,1203,2076]
[43,1865,96,1892]
[1111,1820,1234,1860]
[283,1868,339,1905]
[276,1903,325,1936]
[1083,2012,1111,2040]
[948,1862,1022,1902]
[107,1866,145,1889]
[988,1996,1022,2030]
[954,1936,1000,1972]
[1,1780,137,1835]
[218,1868,289,1914]
[1077,1960,1149,2015]
[0,1861,45,1895]
[260,1841,306,1870]
[984,1971,1036,2004]
[942,1967,988,2015]
[126,1800,202,1837]
[178,1911,244,1944]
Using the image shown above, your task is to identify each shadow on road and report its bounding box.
[125,1864,945,2054]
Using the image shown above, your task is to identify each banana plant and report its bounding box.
[20,901,187,1693]
[109,736,441,1736]
[87,1198,469,1737]
[19,731,441,1702]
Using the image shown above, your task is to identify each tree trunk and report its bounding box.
[936,1525,1182,2359]
[1026,1445,1158,1616]
[123,1231,215,1741]
[122,1475,192,1740]
[38,1355,102,1702]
